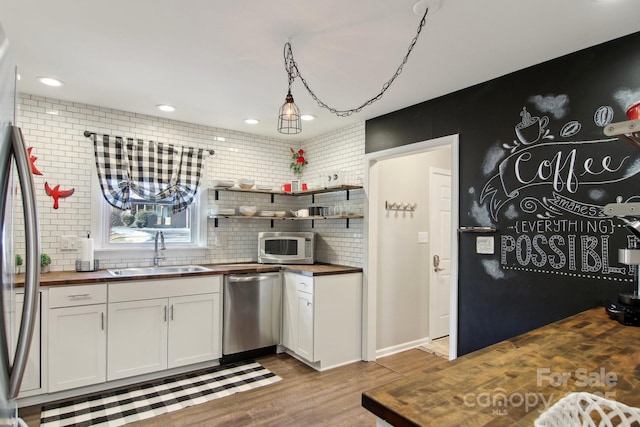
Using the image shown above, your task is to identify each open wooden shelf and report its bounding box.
[211,184,361,195]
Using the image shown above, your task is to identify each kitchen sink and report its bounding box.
[107,265,211,277]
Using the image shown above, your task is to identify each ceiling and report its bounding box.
[1,0,639,142]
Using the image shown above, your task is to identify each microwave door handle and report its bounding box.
[8,125,41,399]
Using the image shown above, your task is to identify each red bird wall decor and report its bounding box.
[27,147,43,175]
[44,182,74,209]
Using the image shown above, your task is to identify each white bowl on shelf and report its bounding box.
[290,208,309,218]
[274,211,286,217]
[239,178,255,189]
[259,210,275,217]
[239,206,257,216]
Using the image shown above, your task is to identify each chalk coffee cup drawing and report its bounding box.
[515,115,549,145]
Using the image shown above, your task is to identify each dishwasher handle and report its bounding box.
[227,273,280,283]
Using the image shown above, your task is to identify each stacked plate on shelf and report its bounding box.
[259,211,275,217]
[210,208,236,216]
[211,178,235,188]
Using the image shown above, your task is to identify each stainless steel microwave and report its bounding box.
[258,231,315,264]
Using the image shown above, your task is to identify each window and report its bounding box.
[90,135,207,251]
[92,177,206,250]
[107,198,195,245]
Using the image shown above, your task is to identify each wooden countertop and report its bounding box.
[16,263,362,287]
[362,308,640,426]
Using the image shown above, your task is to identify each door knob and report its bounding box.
[433,254,444,272]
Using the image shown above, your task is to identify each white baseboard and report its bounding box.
[375,337,430,359]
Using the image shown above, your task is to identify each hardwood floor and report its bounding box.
[19,349,449,427]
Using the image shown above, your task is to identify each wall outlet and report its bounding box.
[60,235,77,251]
[418,232,429,243]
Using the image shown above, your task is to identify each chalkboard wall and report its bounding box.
[366,31,640,355]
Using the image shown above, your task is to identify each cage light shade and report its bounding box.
[278,91,302,134]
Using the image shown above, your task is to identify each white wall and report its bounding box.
[375,146,451,351]
[300,124,365,266]
[15,94,365,271]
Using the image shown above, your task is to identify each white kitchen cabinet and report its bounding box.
[107,276,222,381]
[48,284,107,393]
[295,290,314,360]
[168,293,220,369]
[107,298,167,381]
[282,271,362,371]
[14,290,47,397]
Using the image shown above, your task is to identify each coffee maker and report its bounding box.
[605,220,640,326]
[603,105,640,325]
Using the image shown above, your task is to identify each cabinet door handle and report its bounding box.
[101,312,104,330]
[307,301,312,306]
[170,304,174,321]
[164,305,167,322]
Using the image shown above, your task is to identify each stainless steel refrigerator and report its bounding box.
[0,21,41,426]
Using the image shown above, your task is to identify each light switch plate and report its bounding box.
[418,232,429,243]
[476,236,494,254]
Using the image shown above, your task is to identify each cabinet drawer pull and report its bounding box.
[68,294,90,299]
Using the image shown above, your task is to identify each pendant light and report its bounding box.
[277,41,302,134]
[277,90,301,134]
[277,3,431,134]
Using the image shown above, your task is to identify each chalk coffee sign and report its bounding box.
[478,98,638,282]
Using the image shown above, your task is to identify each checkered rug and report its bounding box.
[40,361,281,427]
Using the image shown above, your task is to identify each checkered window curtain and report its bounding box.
[92,134,205,213]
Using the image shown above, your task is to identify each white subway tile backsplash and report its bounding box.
[16,94,365,270]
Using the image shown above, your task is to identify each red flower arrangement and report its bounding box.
[290,148,308,178]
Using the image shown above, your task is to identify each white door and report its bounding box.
[107,298,168,381]
[48,304,106,392]
[429,168,452,340]
[168,293,220,368]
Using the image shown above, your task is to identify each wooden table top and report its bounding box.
[362,308,640,426]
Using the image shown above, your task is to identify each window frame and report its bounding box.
[90,163,208,257]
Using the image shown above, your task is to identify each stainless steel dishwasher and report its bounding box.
[221,272,282,363]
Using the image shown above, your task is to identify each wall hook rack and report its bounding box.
[385,201,417,211]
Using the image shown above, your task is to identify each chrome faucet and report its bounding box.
[154,231,166,267]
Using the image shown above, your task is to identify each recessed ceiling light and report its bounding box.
[156,104,176,112]
[244,118,259,125]
[301,114,315,121]
[37,77,63,87]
